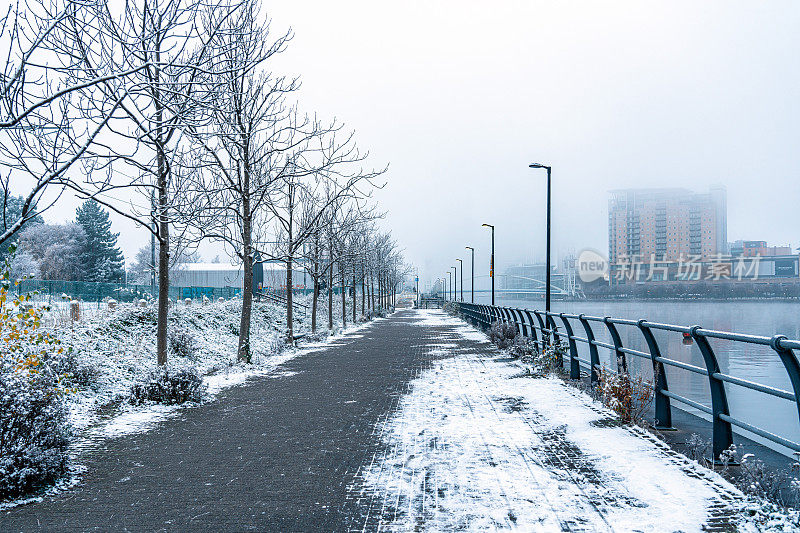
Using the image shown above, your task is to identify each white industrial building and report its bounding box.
[171,262,307,290]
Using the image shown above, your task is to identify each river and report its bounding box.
[486,296,800,456]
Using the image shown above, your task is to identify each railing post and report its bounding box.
[771,335,800,427]
[690,325,733,463]
[604,317,627,373]
[638,320,674,430]
[579,314,600,385]
[522,310,539,347]
[546,313,563,368]
[513,309,528,337]
[560,313,580,379]
[505,308,519,335]
[533,311,547,352]
[490,305,500,325]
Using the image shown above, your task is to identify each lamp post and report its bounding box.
[465,246,474,303]
[448,271,452,301]
[482,223,495,305]
[455,258,463,302]
[529,163,552,313]
[451,266,457,302]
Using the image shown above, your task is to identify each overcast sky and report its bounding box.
[39,1,800,288]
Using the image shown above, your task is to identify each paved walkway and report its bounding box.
[1,309,744,532]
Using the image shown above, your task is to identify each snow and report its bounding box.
[356,309,749,532]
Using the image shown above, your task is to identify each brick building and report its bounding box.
[608,187,727,264]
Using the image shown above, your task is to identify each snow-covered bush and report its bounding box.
[130,366,206,405]
[0,362,70,500]
[0,250,71,500]
[489,321,517,349]
[442,301,457,315]
[168,327,197,358]
[596,366,653,425]
[685,433,710,463]
[52,348,99,389]
[720,445,800,510]
[508,336,538,359]
[512,341,563,378]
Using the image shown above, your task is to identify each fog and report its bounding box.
[35,1,800,287]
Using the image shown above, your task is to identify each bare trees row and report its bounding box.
[0,0,406,365]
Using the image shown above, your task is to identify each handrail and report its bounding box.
[453,301,800,461]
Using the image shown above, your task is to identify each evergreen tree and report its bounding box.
[0,195,43,260]
[75,200,125,282]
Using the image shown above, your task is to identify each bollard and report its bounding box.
[138,299,148,308]
[108,299,117,310]
[70,300,80,321]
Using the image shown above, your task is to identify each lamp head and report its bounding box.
[529,163,551,170]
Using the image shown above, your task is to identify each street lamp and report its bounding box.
[451,266,457,302]
[455,258,463,302]
[465,246,475,303]
[529,163,552,313]
[448,271,452,301]
[482,223,495,305]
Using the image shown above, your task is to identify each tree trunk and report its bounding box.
[328,265,333,330]
[352,271,357,323]
[156,177,169,366]
[340,262,347,328]
[154,39,168,367]
[286,187,294,343]
[239,250,253,362]
[361,268,365,316]
[312,277,319,332]
[286,255,293,343]
[370,275,375,311]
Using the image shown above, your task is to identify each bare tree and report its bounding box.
[63,0,232,364]
[182,0,293,362]
[0,0,143,245]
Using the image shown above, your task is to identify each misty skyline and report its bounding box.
[35,1,800,287]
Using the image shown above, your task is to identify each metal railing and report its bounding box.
[454,301,800,462]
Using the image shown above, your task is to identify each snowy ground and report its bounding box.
[354,309,753,532]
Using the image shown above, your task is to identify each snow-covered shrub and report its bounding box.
[302,330,328,343]
[489,321,517,349]
[103,305,157,332]
[719,445,800,511]
[0,362,70,500]
[508,336,538,359]
[373,308,388,318]
[685,433,711,463]
[512,341,563,378]
[130,366,206,405]
[0,250,71,500]
[596,366,654,425]
[168,327,197,358]
[442,301,457,314]
[52,348,99,389]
